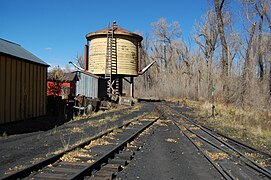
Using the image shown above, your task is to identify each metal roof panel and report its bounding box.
[86,25,143,41]
[0,38,49,66]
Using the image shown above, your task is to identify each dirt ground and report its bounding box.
[117,119,222,179]
[0,102,158,178]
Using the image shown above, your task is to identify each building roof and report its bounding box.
[74,70,101,79]
[48,72,77,82]
[0,38,49,66]
[86,24,143,42]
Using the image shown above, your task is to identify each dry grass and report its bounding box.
[0,131,8,138]
[155,120,171,127]
[183,100,271,154]
[204,150,229,161]
[85,138,111,149]
[70,127,83,133]
[245,152,263,159]
[245,152,271,167]
[30,157,44,164]
[4,105,151,175]
[102,128,123,140]
[45,111,153,162]
[60,149,96,162]
[189,126,200,130]
[60,134,71,151]
[5,165,24,174]
[139,127,152,137]
[131,121,143,126]
[143,110,160,119]
[70,105,133,122]
[165,97,185,104]
[257,158,271,168]
[60,155,80,162]
[218,137,228,142]
[165,138,180,143]
[188,133,197,138]
[195,140,203,147]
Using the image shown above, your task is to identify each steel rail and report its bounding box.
[183,123,271,178]
[203,125,271,158]
[178,112,271,158]
[179,114,271,178]
[173,121,234,180]
[0,118,146,180]
[170,104,270,157]
[70,118,158,179]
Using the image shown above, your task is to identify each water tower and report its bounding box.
[84,21,149,99]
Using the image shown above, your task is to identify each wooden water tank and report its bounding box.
[86,25,143,76]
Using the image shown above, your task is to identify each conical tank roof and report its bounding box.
[86,24,143,42]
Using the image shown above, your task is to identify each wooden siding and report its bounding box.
[0,54,47,125]
[88,35,139,76]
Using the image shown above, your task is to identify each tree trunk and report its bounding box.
[263,3,271,31]
[270,62,271,95]
[257,8,264,80]
[242,22,257,105]
[207,54,213,101]
[214,0,229,97]
[262,3,271,95]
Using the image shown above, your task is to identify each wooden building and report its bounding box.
[0,38,49,125]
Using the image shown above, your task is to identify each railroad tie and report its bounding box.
[101,164,122,171]
[115,151,134,160]
[109,158,128,166]
[93,169,115,180]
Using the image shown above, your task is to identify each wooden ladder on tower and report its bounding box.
[105,21,118,97]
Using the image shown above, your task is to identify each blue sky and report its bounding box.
[1,0,209,69]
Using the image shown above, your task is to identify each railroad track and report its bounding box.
[158,103,271,180]
[2,117,159,180]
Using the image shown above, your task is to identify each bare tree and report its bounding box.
[194,9,219,100]
[48,66,65,96]
[242,22,257,105]
[136,18,195,98]
[227,32,243,76]
[49,66,65,81]
[140,33,154,91]
[214,0,229,97]
[255,1,265,80]
[135,1,271,109]
[75,54,84,68]
[241,0,271,106]
[151,18,182,70]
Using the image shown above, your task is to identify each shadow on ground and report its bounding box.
[0,114,70,136]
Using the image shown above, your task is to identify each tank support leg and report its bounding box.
[130,77,134,98]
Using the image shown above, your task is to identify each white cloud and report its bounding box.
[44,47,52,51]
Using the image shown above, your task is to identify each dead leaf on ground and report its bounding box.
[204,150,229,161]
[195,140,203,147]
[245,152,271,167]
[85,138,111,149]
[189,126,200,130]
[5,165,24,174]
[189,133,197,138]
[165,138,180,143]
[156,120,171,127]
[60,149,97,162]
